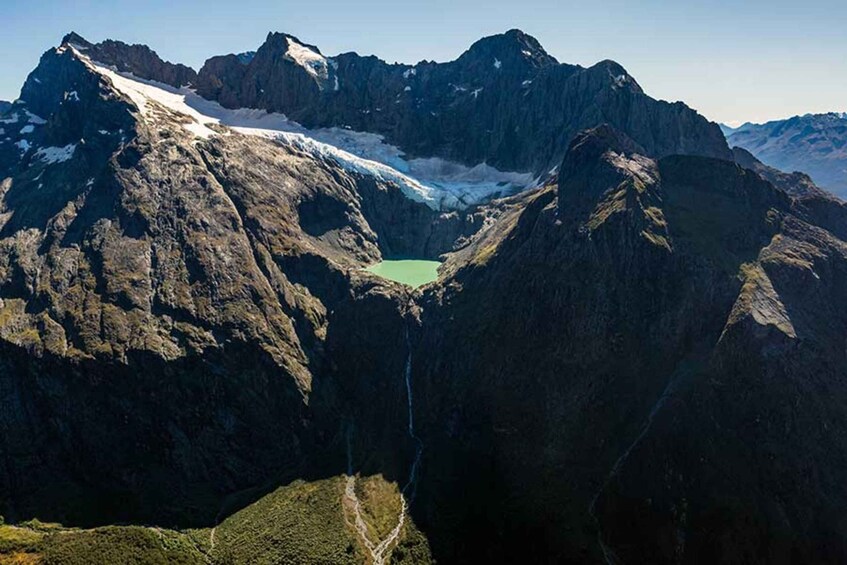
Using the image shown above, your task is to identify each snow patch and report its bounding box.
[471,88,483,99]
[236,51,255,65]
[284,37,329,83]
[26,111,47,125]
[494,58,502,69]
[403,68,417,79]
[89,62,218,139]
[35,144,77,164]
[15,140,30,153]
[64,91,80,102]
[404,86,412,92]
[19,125,34,134]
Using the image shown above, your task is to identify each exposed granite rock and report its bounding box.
[60,31,197,88]
[196,30,731,175]
[195,32,337,112]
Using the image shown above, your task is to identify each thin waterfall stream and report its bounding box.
[343,321,424,564]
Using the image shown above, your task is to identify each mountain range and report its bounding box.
[724,112,847,196]
[1,30,847,564]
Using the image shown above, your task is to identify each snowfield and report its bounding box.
[70,46,531,210]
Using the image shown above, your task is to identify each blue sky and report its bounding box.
[2,0,845,125]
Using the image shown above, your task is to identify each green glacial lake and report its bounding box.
[365,260,442,289]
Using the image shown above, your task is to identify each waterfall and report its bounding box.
[342,320,425,564]
[401,325,424,504]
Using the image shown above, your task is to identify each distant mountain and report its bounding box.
[195,29,731,174]
[719,122,738,136]
[726,112,847,196]
[731,146,824,198]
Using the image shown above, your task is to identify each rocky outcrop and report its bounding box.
[195,32,338,111]
[726,113,847,197]
[196,29,731,175]
[60,32,197,88]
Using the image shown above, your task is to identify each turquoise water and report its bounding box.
[365,260,441,289]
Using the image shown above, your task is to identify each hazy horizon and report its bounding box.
[2,0,845,126]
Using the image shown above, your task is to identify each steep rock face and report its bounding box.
[411,127,847,563]
[0,101,10,114]
[59,32,197,88]
[196,30,731,174]
[731,146,847,247]
[0,41,474,526]
[726,113,847,196]
[195,32,337,111]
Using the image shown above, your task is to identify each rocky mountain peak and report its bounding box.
[194,30,729,175]
[214,31,338,93]
[458,28,558,71]
[562,124,646,165]
[261,31,323,56]
[60,31,92,49]
[557,125,654,216]
[584,58,643,94]
[54,32,197,89]
[236,51,256,64]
